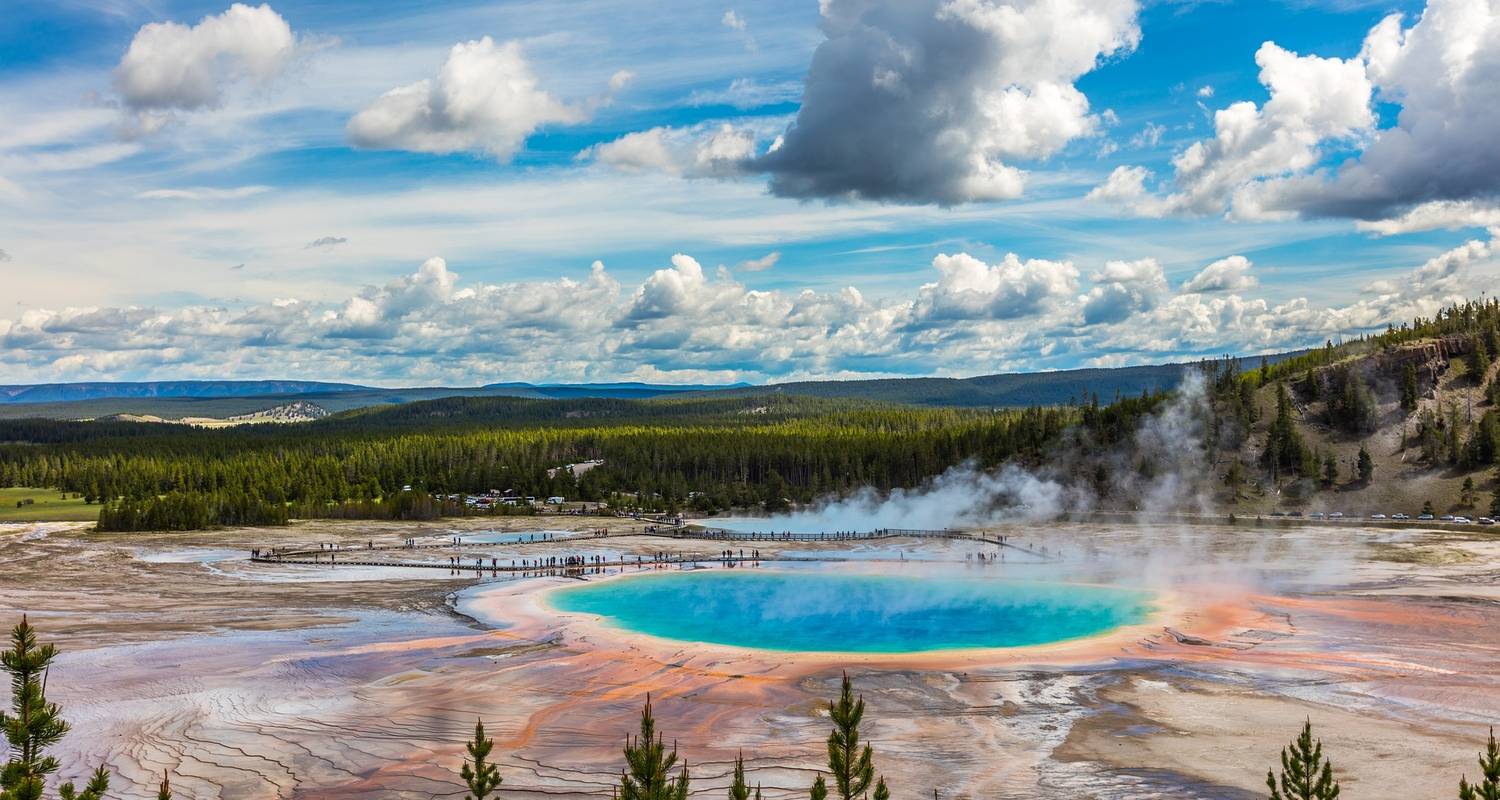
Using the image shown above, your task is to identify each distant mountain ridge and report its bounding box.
[0,355,1302,419]
[714,363,1192,407]
[0,380,369,404]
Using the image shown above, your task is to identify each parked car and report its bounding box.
[1329,511,1344,519]
[1479,517,1496,525]
[1269,511,1287,517]
[1310,511,1326,519]
[1370,513,1387,520]
[1393,513,1410,520]
[1441,514,1456,521]
[1454,517,1472,524]
[1419,513,1435,520]
[1289,511,1304,517]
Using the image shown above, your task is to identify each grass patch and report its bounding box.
[0,487,98,522]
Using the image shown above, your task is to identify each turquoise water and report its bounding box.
[549,571,1152,653]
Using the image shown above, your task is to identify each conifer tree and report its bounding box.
[1267,720,1341,800]
[1401,363,1420,412]
[1459,727,1500,800]
[620,696,689,800]
[824,674,875,800]
[157,771,173,800]
[810,775,828,800]
[460,719,502,800]
[1356,445,1374,484]
[873,776,889,800]
[729,752,749,800]
[0,616,111,800]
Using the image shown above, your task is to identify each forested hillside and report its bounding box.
[1208,299,1500,516]
[1,393,1168,530]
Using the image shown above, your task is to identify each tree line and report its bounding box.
[3,617,1497,800]
[1,393,1171,530]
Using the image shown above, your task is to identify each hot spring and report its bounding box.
[548,571,1154,653]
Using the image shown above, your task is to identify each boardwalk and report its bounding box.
[248,524,1059,572]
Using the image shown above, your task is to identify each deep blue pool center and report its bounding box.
[549,570,1152,653]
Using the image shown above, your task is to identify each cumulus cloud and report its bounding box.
[722,10,747,31]
[305,235,347,248]
[347,37,587,160]
[1097,42,1373,219]
[1251,0,1500,222]
[583,123,759,178]
[114,3,296,112]
[912,252,1079,322]
[753,0,1141,205]
[1095,0,1500,227]
[3,236,1496,385]
[1080,257,1166,324]
[1181,255,1257,293]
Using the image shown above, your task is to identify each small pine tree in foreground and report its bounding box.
[729,752,750,800]
[0,616,111,800]
[1459,727,1500,800]
[823,673,876,800]
[157,771,174,800]
[620,696,689,800]
[1267,719,1341,800]
[461,719,503,800]
[810,774,828,800]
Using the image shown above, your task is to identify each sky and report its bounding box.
[1,0,1498,386]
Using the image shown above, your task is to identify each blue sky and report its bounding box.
[0,0,1497,385]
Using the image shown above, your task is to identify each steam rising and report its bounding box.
[737,374,1216,532]
[709,374,1358,594]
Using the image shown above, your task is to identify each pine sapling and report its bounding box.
[730,752,750,800]
[1459,727,1500,800]
[460,719,503,800]
[826,674,874,800]
[1267,719,1341,800]
[620,695,690,800]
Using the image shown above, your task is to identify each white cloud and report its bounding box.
[1096,0,1500,225]
[305,235,347,248]
[1128,122,1165,149]
[1181,255,1257,293]
[756,0,1141,205]
[1355,200,1500,236]
[584,122,760,178]
[1254,0,1500,222]
[686,78,801,109]
[347,36,586,160]
[1146,42,1373,218]
[722,10,747,31]
[136,186,271,201]
[114,3,296,112]
[1196,85,1214,98]
[912,252,1079,322]
[1081,257,1166,324]
[736,252,780,272]
[2,234,1496,384]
